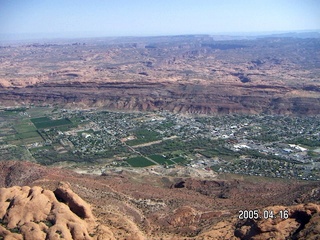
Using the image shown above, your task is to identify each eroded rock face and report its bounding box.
[0,184,114,240]
[1,82,320,115]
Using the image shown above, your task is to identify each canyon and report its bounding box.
[0,35,319,114]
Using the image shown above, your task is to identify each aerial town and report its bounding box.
[1,106,319,181]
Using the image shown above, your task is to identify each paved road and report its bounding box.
[131,135,178,148]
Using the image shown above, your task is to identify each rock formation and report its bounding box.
[1,184,320,239]
[0,184,113,240]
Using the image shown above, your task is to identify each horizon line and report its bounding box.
[1,29,320,43]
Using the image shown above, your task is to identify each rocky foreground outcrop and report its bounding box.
[0,161,320,239]
[0,183,114,240]
[1,184,320,240]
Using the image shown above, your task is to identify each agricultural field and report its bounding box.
[148,154,175,165]
[0,145,34,161]
[126,156,154,167]
[4,118,43,145]
[14,120,37,133]
[30,117,72,129]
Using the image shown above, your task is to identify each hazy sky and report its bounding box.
[1,0,319,38]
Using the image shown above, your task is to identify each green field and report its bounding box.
[6,119,43,144]
[148,154,174,165]
[15,131,40,139]
[30,117,51,123]
[31,117,72,129]
[4,120,42,144]
[14,121,37,133]
[7,135,43,145]
[126,156,155,167]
